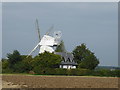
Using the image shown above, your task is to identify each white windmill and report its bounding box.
[27,19,62,57]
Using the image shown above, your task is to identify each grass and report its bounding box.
[1,73,118,78]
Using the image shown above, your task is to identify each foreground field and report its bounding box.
[2,75,119,88]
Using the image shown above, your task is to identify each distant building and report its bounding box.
[55,52,78,69]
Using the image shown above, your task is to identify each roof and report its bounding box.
[54,52,78,65]
[55,52,73,61]
[60,61,78,65]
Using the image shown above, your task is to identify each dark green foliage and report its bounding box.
[2,68,14,73]
[33,66,45,74]
[32,52,62,74]
[2,51,62,74]
[65,68,92,76]
[75,69,92,76]
[55,68,67,75]
[2,59,9,70]
[21,55,33,72]
[73,43,99,70]
[65,69,120,77]
[90,69,120,77]
[12,55,33,73]
[44,68,56,75]
[2,50,120,77]
[2,51,33,73]
[113,70,120,77]
[33,52,62,68]
[7,50,22,69]
[93,69,111,76]
[55,40,66,52]
[2,59,13,73]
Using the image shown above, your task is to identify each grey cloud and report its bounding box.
[2,2,118,66]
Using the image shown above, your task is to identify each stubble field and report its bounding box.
[2,75,119,88]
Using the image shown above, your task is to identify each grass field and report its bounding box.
[2,74,119,88]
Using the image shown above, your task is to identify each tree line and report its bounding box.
[1,43,120,77]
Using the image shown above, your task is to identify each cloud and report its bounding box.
[2,2,118,66]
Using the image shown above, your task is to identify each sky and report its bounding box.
[2,2,118,66]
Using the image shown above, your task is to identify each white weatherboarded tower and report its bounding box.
[27,19,62,57]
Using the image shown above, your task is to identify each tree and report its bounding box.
[1,58,14,73]
[55,40,66,52]
[2,51,34,73]
[13,55,33,73]
[32,51,62,74]
[2,59,9,69]
[73,43,99,70]
[7,50,21,69]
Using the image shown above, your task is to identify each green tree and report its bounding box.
[73,43,99,70]
[14,55,33,73]
[32,51,62,74]
[7,50,22,69]
[55,40,66,52]
[2,59,9,69]
[2,58,13,73]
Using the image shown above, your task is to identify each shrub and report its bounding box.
[56,68,68,75]
[29,71,35,74]
[2,68,14,73]
[44,68,56,75]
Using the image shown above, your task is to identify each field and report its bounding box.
[2,74,119,88]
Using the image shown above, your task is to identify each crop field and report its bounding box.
[2,74,119,88]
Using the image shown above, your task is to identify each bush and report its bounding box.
[67,69,77,76]
[92,69,110,76]
[110,70,120,77]
[2,68,14,73]
[74,69,92,76]
[34,68,120,77]
[29,71,35,74]
[33,66,43,74]
[55,68,67,75]
[44,68,56,75]
[2,60,9,70]
[92,69,120,77]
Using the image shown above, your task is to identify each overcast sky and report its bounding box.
[2,2,118,66]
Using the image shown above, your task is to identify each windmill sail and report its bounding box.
[40,35,55,46]
[36,19,41,42]
[45,25,54,35]
[27,43,39,58]
[27,20,62,57]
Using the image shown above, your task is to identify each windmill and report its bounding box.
[27,19,62,57]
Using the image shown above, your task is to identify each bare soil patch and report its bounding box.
[2,75,119,88]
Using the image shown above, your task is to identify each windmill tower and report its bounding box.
[27,19,62,57]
